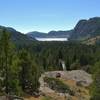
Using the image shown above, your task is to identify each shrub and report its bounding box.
[44,77,74,95]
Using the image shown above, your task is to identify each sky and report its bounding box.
[0,0,100,33]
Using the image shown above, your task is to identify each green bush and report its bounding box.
[90,61,100,100]
[44,77,74,95]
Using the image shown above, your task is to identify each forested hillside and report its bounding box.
[0,26,35,46]
[0,29,100,99]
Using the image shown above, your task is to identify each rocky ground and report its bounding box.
[38,70,93,100]
[0,70,93,100]
[44,70,93,86]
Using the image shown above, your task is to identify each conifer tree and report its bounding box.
[18,50,40,94]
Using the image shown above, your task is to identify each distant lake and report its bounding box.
[35,37,68,41]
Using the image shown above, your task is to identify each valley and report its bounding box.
[0,17,100,100]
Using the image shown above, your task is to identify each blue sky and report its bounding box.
[0,0,100,33]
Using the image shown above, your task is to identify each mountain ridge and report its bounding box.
[27,17,100,41]
[71,17,100,40]
[0,17,100,43]
[0,26,35,46]
[27,30,72,38]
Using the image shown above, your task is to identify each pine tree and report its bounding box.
[18,50,40,94]
[0,29,11,94]
[91,61,100,100]
[0,29,21,95]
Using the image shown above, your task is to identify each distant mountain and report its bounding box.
[27,17,100,41]
[27,31,47,38]
[27,30,72,41]
[48,30,72,38]
[70,17,100,40]
[0,26,35,46]
[1,17,100,43]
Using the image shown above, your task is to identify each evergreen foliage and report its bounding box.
[0,29,100,98]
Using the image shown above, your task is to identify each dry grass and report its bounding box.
[24,96,43,100]
[82,36,100,45]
